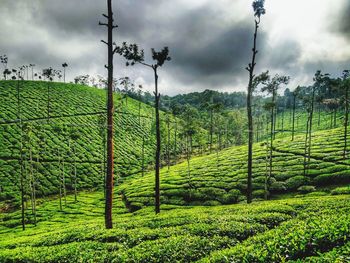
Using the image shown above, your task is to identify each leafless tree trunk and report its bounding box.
[154,67,161,214]
[292,94,296,141]
[62,157,67,205]
[100,0,117,229]
[246,20,259,204]
[344,84,349,159]
[167,116,170,170]
[174,119,178,164]
[17,77,25,230]
[74,145,78,202]
[58,150,62,211]
[142,134,145,176]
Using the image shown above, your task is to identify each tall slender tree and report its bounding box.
[300,71,329,176]
[29,64,35,80]
[98,114,107,195]
[261,74,290,199]
[118,76,134,107]
[43,68,54,121]
[25,124,36,225]
[291,87,302,141]
[165,111,171,170]
[99,0,118,229]
[137,84,143,124]
[245,0,266,203]
[342,70,350,159]
[16,69,26,230]
[115,43,171,214]
[171,104,181,164]
[62,63,68,83]
[1,55,8,80]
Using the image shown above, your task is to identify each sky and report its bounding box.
[0,0,349,95]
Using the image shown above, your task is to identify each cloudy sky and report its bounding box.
[0,0,349,95]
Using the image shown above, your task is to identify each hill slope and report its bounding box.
[120,126,350,210]
[0,80,161,203]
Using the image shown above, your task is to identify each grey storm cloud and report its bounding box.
[264,40,301,71]
[173,24,264,76]
[168,23,268,89]
[336,1,350,39]
[0,0,349,94]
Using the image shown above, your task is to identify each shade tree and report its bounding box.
[261,73,290,199]
[115,42,171,214]
[118,76,134,107]
[62,63,68,83]
[245,0,266,203]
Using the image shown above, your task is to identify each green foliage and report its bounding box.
[0,80,191,203]
[0,195,349,262]
[331,186,350,195]
[120,125,350,208]
[200,196,350,262]
[297,185,316,194]
[286,176,310,190]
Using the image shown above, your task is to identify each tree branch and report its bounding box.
[139,62,153,68]
[99,21,108,27]
[101,40,108,45]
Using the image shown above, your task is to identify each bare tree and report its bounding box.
[137,84,143,124]
[99,0,118,229]
[22,123,37,226]
[98,114,107,196]
[115,43,171,214]
[261,74,290,199]
[342,70,350,159]
[298,71,329,176]
[15,68,26,230]
[291,87,301,141]
[245,0,266,203]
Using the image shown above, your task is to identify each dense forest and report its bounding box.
[0,0,349,262]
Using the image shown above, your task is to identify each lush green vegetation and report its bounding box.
[120,125,350,210]
[0,80,165,204]
[1,80,350,262]
[0,194,349,262]
[1,80,346,206]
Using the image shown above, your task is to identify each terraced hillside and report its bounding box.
[0,80,175,203]
[120,126,350,210]
[0,194,349,262]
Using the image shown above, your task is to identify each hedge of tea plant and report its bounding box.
[0,194,349,262]
[0,80,183,204]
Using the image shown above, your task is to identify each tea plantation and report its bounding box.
[0,194,349,262]
[120,125,350,210]
[1,80,350,262]
[0,80,178,204]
